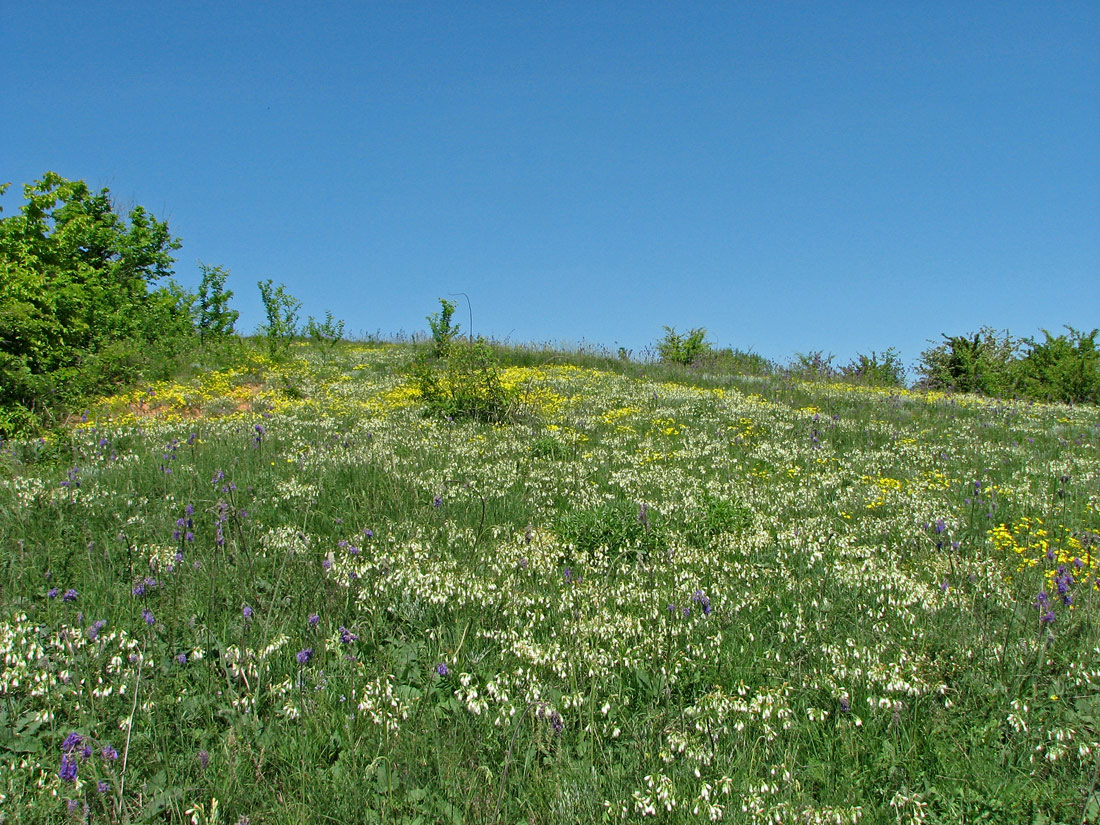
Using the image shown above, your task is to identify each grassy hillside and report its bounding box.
[2,340,1099,824]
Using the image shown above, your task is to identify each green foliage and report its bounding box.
[684,496,754,544]
[656,326,711,365]
[702,347,779,377]
[841,348,906,388]
[195,263,238,343]
[257,279,301,359]
[0,172,187,433]
[917,328,1020,396]
[427,298,461,357]
[554,500,667,563]
[412,338,517,423]
[304,310,345,363]
[1017,326,1100,403]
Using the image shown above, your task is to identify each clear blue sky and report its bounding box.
[3,1,1098,370]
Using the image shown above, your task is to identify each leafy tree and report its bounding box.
[0,173,186,431]
[195,262,239,343]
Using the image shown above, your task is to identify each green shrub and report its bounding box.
[427,298,461,357]
[1016,327,1100,403]
[530,433,567,460]
[657,326,711,366]
[305,310,346,364]
[917,328,1020,396]
[841,348,906,388]
[257,279,301,359]
[412,338,517,423]
[788,351,838,381]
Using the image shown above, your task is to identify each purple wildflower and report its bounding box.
[242,605,253,620]
[86,620,106,641]
[839,695,851,713]
[433,495,443,508]
[338,626,358,644]
[550,711,564,734]
[142,609,155,626]
[296,648,313,665]
[97,780,110,794]
[176,653,187,665]
[101,745,118,761]
[436,663,449,676]
[61,733,83,753]
[62,588,78,602]
[692,589,712,615]
[48,587,59,599]
[308,614,320,628]
[59,755,78,782]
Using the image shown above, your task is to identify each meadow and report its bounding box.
[1,339,1098,824]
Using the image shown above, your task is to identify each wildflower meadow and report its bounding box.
[1,339,1099,824]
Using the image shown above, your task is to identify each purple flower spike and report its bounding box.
[59,755,78,782]
[296,648,313,665]
[436,663,448,676]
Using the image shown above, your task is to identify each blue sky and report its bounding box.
[3,1,1098,370]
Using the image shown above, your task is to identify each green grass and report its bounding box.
[1,339,1099,823]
